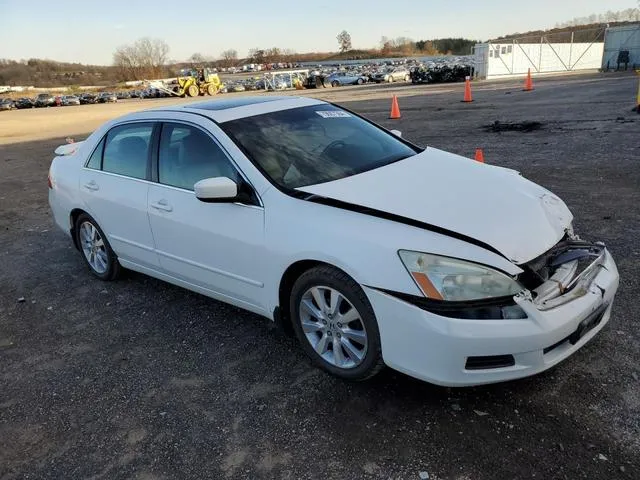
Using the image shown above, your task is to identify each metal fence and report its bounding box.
[474,27,606,79]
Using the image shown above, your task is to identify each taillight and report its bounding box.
[47,171,53,189]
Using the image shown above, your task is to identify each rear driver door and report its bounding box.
[78,122,160,269]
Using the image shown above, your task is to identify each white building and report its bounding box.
[474,24,640,79]
[473,38,604,80]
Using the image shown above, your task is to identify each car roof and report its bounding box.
[151,95,327,123]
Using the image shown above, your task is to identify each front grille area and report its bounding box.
[518,239,605,310]
[465,355,516,370]
[519,238,603,289]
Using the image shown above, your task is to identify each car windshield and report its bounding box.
[222,104,419,189]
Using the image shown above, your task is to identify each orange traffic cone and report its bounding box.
[474,149,485,163]
[462,77,473,102]
[523,69,534,91]
[389,95,401,119]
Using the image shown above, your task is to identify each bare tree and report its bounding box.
[248,48,265,64]
[264,47,282,64]
[336,30,352,53]
[221,49,238,68]
[189,53,206,65]
[113,37,169,80]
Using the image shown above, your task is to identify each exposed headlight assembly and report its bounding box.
[398,251,524,302]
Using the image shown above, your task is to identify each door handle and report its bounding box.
[83,180,99,191]
[150,200,173,212]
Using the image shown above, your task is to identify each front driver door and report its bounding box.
[147,121,266,313]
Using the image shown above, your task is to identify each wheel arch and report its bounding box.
[69,208,89,250]
[276,259,356,336]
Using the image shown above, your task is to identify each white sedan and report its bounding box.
[48,96,619,386]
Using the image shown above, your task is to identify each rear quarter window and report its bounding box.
[85,138,105,170]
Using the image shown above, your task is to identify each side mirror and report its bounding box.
[194,177,258,206]
[194,177,238,202]
[390,129,403,138]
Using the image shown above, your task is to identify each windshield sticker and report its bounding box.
[316,111,352,118]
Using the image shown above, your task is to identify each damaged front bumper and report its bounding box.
[364,246,619,386]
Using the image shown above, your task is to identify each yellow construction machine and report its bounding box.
[173,68,224,97]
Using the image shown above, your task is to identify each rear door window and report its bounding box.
[102,123,154,180]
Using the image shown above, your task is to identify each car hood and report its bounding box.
[297,148,573,264]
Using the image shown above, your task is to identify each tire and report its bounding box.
[331,81,340,88]
[404,75,410,82]
[289,265,384,381]
[74,213,121,281]
[187,84,199,97]
[357,78,364,85]
[206,84,217,96]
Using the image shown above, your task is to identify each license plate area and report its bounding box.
[543,302,609,355]
[569,303,609,345]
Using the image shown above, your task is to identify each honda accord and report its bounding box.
[48,96,619,385]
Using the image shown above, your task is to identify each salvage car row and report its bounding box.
[0,58,475,112]
[0,92,120,110]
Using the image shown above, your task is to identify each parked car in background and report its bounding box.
[14,97,35,109]
[35,93,56,107]
[98,92,118,103]
[326,71,368,87]
[129,90,143,99]
[372,67,411,83]
[0,98,15,111]
[226,83,246,93]
[47,96,619,386]
[62,95,81,106]
[80,93,98,104]
[116,91,131,100]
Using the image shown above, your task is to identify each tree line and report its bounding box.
[555,8,640,28]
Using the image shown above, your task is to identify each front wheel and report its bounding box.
[187,84,199,97]
[290,266,384,381]
[331,81,340,88]
[206,84,217,95]
[75,213,121,281]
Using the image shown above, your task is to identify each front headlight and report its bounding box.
[399,250,524,301]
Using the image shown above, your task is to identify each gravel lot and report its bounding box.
[1,73,639,480]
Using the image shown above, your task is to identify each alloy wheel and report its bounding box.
[298,286,368,369]
[79,221,108,274]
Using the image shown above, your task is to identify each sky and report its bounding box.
[1,0,637,64]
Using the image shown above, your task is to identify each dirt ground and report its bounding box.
[1,73,639,480]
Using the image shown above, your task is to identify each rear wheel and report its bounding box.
[206,84,217,96]
[75,213,121,281]
[331,81,340,88]
[357,78,364,85]
[187,84,199,97]
[290,266,384,381]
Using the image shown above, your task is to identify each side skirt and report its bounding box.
[118,259,271,319]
